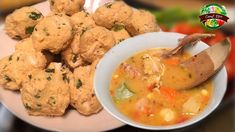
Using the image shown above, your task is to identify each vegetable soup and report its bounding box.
[110,48,212,126]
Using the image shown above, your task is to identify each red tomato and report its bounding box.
[226,36,235,80]
[170,22,205,35]
[218,19,225,26]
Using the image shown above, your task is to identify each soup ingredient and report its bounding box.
[111,24,130,44]
[5,6,43,40]
[20,63,71,116]
[182,94,203,114]
[79,26,115,63]
[110,48,212,126]
[0,39,47,90]
[160,108,175,122]
[121,63,142,78]
[161,65,195,90]
[32,14,73,53]
[93,1,133,29]
[49,0,85,16]
[142,54,164,75]
[126,10,160,36]
[70,60,102,115]
[114,82,134,100]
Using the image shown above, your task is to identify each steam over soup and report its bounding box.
[110,48,212,126]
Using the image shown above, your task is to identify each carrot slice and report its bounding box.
[160,86,178,100]
[176,115,189,123]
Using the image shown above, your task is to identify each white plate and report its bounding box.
[0,1,124,132]
[94,32,227,130]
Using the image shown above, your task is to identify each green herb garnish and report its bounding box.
[29,12,42,20]
[118,38,125,43]
[114,82,134,100]
[47,76,52,81]
[48,96,56,106]
[25,26,35,34]
[24,103,32,110]
[72,54,78,63]
[105,3,112,8]
[4,75,12,82]
[112,24,124,32]
[76,79,82,89]
[62,73,69,83]
[45,68,55,73]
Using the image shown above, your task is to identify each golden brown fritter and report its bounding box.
[49,0,85,16]
[5,7,43,40]
[126,10,160,36]
[0,38,47,90]
[21,63,71,116]
[79,26,115,63]
[70,60,102,115]
[93,1,133,29]
[32,14,73,53]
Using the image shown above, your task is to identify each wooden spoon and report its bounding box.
[177,38,231,90]
[162,33,215,58]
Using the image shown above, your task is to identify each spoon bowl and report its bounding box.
[178,38,230,90]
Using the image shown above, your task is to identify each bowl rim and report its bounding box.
[94,32,227,130]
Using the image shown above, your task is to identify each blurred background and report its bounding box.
[0,0,234,132]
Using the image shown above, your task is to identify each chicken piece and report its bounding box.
[135,97,154,115]
[111,24,130,44]
[121,62,141,79]
[32,13,73,53]
[70,60,102,115]
[20,63,71,116]
[49,0,85,16]
[142,54,165,89]
[5,7,43,40]
[93,1,133,29]
[79,26,115,63]
[142,54,165,75]
[126,10,160,36]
